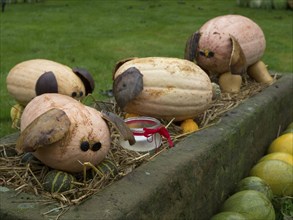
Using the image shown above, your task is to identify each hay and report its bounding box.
[0,77,275,218]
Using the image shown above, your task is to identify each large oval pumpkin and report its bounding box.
[186,14,266,75]
[17,93,111,173]
[113,57,213,121]
[6,59,94,106]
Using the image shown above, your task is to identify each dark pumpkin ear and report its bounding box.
[16,108,71,153]
[113,67,143,110]
[112,57,136,80]
[35,71,58,95]
[101,110,135,146]
[229,35,247,75]
[72,67,95,95]
[184,31,200,61]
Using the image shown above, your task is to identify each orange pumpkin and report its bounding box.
[16,93,134,173]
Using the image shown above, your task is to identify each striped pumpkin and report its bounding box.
[113,57,213,121]
[91,159,119,178]
[43,170,76,193]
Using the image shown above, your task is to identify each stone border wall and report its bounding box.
[0,74,292,220]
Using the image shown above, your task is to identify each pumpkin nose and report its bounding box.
[199,49,214,58]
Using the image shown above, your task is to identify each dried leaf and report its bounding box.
[16,108,70,153]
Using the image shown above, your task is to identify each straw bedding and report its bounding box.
[0,75,276,218]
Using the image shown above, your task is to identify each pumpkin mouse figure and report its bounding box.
[185,14,273,93]
[112,57,217,133]
[15,93,135,174]
[6,59,95,128]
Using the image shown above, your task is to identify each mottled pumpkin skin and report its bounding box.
[196,15,266,74]
[6,59,86,105]
[114,57,213,121]
[20,94,111,173]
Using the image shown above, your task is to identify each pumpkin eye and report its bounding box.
[199,51,205,57]
[207,51,214,58]
[80,141,90,151]
[92,142,102,151]
[72,92,77,97]
[199,50,214,58]
[79,91,83,97]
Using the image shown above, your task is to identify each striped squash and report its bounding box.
[113,57,213,121]
[91,159,119,178]
[43,170,76,193]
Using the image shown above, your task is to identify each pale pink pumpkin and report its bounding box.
[18,93,111,173]
[196,14,266,74]
[185,14,273,93]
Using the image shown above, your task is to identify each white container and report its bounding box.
[120,117,162,153]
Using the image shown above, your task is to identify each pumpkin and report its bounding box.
[185,14,273,92]
[15,93,135,173]
[10,103,24,129]
[221,190,275,220]
[91,159,119,178]
[113,57,213,122]
[6,59,95,106]
[218,72,242,93]
[43,170,76,193]
[180,119,199,133]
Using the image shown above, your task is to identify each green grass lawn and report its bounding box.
[0,0,292,138]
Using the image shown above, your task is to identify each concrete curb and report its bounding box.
[1,74,292,220]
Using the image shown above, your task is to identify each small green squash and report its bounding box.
[211,211,246,220]
[221,190,275,220]
[91,159,119,178]
[235,176,274,201]
[43,170,76,193]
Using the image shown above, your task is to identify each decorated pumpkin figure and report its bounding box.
[6,59,95,128]
[112,57,216,133]
[16,93,135,173]
[185,14,273,93]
